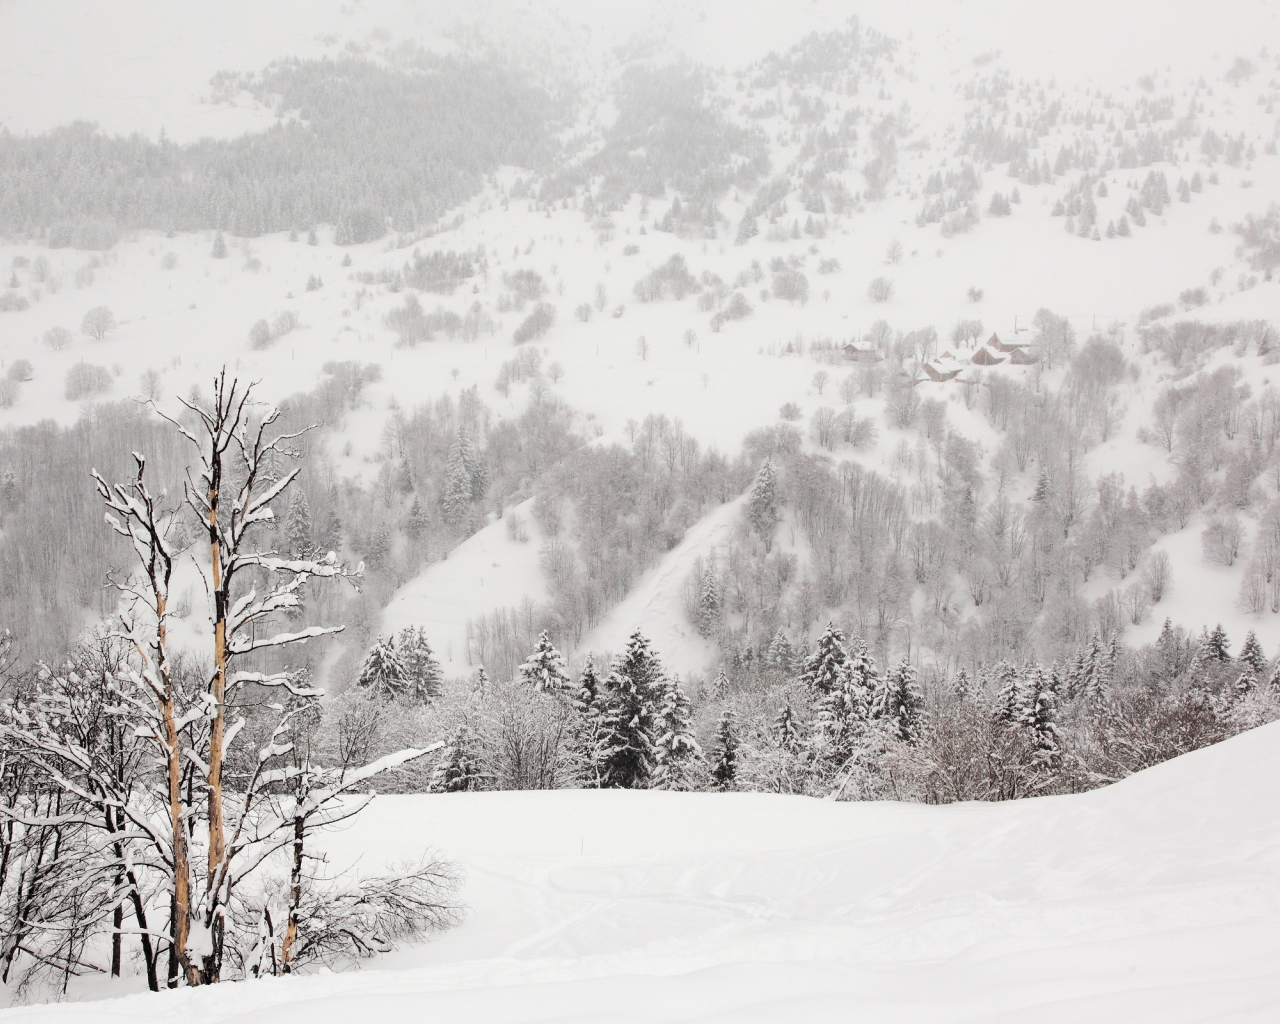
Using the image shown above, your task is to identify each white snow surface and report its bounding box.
[7,721,1279,1022]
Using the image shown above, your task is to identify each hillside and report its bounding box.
[7,719,1279,1022]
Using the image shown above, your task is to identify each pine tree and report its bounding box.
[1239,631,1266,675]
[473,665,490,695]
[652,676,703,790]
[1266,661,1280,696]
[952,666,972,700]
[284,488,313,559]
[745,458,781,547]
[991,661,1023,724]
[774,702,802,753]
[439,440,474,527]
[872,658,925,744]
[1230,672,1257,702]
[767,629,795,671]
[575,659,601,715]
[710,664,730,700]
[800,622,850,695]
[594,631,663,788]
[518,631,572,694]
[1019,663,1059,757]
[595,666,657,789]
[396,459,414,495]
[710,709,739,788]
[812,633,874,762]
[356,634,408,699]
[696,565,722,637]
[406,497,430,540]
[320,506,343,555]
[1206,623,1231,662]
[211,231,227,259]
[396,626,443,700]
[431,724,484,793]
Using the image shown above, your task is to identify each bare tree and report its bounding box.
[80,306,116,341]
[867,277,894,303]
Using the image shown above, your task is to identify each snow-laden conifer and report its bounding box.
[873,658,925,744]
[357,634,409,699]
[745,458,781,546]
[710,708,739,788]
[396,626,443,700]
[431,724,485,792]
[518,630,573,694]
[652,676,703,790]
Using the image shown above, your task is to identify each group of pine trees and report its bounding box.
[350,615,1280,802]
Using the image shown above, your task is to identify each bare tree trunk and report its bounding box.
[280,814,305,973]
[204,471,226,986]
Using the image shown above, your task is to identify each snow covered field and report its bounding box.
[6,721,1278,1022]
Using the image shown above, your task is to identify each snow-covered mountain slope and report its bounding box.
[11,719,1280,1022]
[2,0,1280,675]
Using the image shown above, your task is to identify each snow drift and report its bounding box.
[9,721,1279,1022]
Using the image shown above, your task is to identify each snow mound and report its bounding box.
[13,722,1280,1022]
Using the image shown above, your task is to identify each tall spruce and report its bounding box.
[396,626,443,700]
[745,458,781,548]
[652,676,703,790]
[356,634,408,699]
[594,630,663,788]
[518,630,573,694]
[431,724,484,793]
[710,709,739,789]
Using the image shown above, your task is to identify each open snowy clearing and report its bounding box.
[8,721,1278,1023]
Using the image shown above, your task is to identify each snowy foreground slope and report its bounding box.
[9,723,1280,1023]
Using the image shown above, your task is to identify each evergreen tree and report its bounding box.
[211,231,227,259]
[1230,672,1257,702]
[356,634,408,700]
[745,458,781,548]
[396,458,414,495]
[1239,631,1267,676]
[431,723,484,793]
[595,665,657,789]
[320,506,343,555]
[710,664,730,700]
[696,565,722,637]
[652,676,703,790]
[1266,661,1280,696]
[774,702,802,753]
[991,661,1023,724]
[439,442,474,527]
[800,622,850,695]
[406,496,430,540]
[594,630,663,789]
[735,212,758,245]
[872,658,925,744]
[518,631,572,694]
[952,666,972,700]
[473,665,490,695]
[1205,623,1231,662]
[710,709,739,788]
[575,659,602,715]
[396,626,443,700]
[284,487,313,559]
[767,628,794,671]
[1019,663,1059,757]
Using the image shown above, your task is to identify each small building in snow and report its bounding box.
[970,346,1005,365]
[839,343,880,360]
